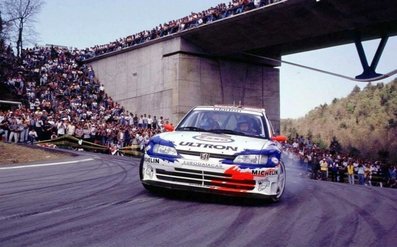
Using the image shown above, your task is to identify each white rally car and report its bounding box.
[139,105,287,202]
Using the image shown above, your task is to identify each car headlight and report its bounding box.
[234,154,268,165]
[153,144,178,156]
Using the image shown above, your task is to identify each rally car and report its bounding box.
[139,105,287,202]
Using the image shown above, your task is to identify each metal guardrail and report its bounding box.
[0,100,22,106]
[37,135,143,157]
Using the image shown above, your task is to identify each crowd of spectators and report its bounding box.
[283,135,397,188]
[80,0,282,59]
[0,46,174,153]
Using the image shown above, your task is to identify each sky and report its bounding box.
[31,0,397,119]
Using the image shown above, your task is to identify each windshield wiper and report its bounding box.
[177,126,206,132]
[177,127,250,136]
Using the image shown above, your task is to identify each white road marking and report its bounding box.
[0,197,159,221]
[0,158,95,170]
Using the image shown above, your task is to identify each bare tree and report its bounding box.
[1,0,44,57]
[0,11,4,52]
[0,9,11,47]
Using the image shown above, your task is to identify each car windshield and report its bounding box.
[176,109,268,139]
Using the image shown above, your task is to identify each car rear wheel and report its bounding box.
[271,161,286,202]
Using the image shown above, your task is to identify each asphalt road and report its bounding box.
[0,153,396,247]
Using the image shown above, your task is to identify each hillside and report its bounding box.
[281,79,397,163]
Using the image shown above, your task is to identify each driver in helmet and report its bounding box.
[201,112,221,130]
[236,117,258,135]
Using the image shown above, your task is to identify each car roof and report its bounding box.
[193,105,266,115]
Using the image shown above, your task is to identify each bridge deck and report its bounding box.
[181,0,397,56]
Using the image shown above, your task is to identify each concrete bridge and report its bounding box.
[87,0,397,130]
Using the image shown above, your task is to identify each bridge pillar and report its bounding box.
[89,38,280,131]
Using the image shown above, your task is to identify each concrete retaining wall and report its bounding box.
[89,37,280,130]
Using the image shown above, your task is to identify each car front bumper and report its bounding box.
[141,154,284,199]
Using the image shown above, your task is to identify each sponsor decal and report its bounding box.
[193,133,234,143]
[225,166,254,180]
[182,161,223,169]
[144,157,160,164]
[251,169,277,177]
[213,107,242,112]
[179,142,238,151]
[209,166,254,193]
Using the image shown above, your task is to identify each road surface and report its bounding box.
[0,152,396,247]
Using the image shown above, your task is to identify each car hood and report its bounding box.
[155,131,274,155]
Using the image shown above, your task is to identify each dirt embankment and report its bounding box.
[0,142,72,165]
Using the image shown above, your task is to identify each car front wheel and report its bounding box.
[271,161,286,202]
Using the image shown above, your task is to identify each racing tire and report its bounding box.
[270,161,286,202]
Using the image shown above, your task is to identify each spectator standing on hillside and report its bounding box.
[117,128,125,147]
[42,120,53,140]
[311,155,320,180]
[388,166,396,188]
[66,121,76,136]
[8,118,19,143]
[330,160,338,182]
[347,162,355,185]
[124,128,131,146]
[133,114,138,127]
[357,164,365,185]
[28,127,38,144]
[158,116,164,130]
[57,120,66,137]
[338,162,346,183]
[128,113,134,126]
[82,124,91,142]
[152,115,158,130]
[326,155,334,178]
[138,115,144,128]
[320,158,328,180]
[143,114,148,129]
[75,124,84,139]
[99,84,105,93]
[34,116,44,140]
[19,118,29,143]
[0,116,10,142]
[163,120,174,132]
[147,115,153,129]
[364,163,372,186]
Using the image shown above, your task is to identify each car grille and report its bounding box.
[176,149,236,160]
[156,167,255,191]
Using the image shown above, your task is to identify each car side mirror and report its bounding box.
[271,135,287,142]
